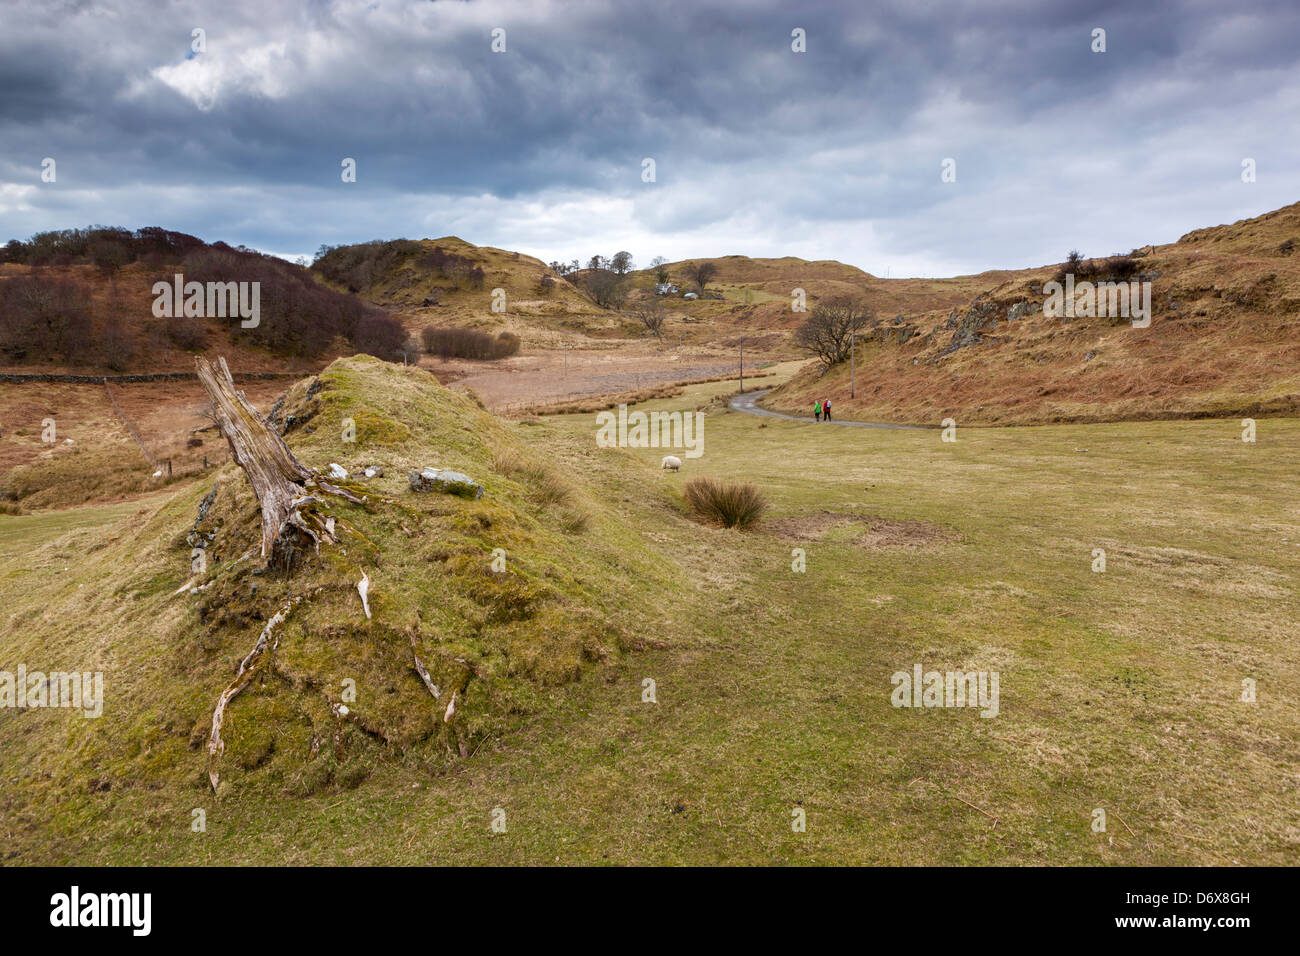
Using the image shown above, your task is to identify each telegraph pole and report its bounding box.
[739,339,744,393]
[850,331,855,398]
[563,343,567,377]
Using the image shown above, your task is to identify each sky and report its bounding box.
[2,0,1299,277]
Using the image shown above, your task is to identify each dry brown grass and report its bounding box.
[559,507,590,535]
[492,448,526,477]
[503,370,775,417]
[0,443,201,509]
[493,447,582,518]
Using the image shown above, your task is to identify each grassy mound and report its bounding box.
[0,355,678,805]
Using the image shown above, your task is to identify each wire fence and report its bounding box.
[103,380,159,467]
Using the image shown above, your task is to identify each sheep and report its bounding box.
[661,455,682,472]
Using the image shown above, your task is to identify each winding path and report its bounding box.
[730,389,925,430]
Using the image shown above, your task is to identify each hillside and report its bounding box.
[644,252,1015,316]
[608,254,994,352]
[311,237,616,345]
[0,227,405,375]
[762,201,1300,424]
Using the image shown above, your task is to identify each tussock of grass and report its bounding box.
[493,447,588,533]
[559,507,590,535]
[528,470,573,507]
[492,449,525,476]
[493,452,577,512]
[683,476,767,529]
[494,448,576,508]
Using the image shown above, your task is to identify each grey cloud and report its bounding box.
[1,0,1298,275]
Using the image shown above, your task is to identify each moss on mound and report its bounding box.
[1,355,677,800]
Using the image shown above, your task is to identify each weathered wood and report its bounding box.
[410,634,441,700]
[195,356,313,560]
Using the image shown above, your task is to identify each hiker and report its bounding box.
[814,400,822,422]
[823,398,832,422]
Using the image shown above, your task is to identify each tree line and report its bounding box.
[0,226,407,369]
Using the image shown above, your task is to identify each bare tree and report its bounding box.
[98,312,136,372]
[792,296,873,367]
[91,240,130,278]
[631,300,666,338]
[681,261,718,292]
[585,269,627,308]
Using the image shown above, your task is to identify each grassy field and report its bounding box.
[1,367,1296,865]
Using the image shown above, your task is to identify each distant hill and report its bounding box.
[6,202,1299,425]
[763,201,1300,424]
[311,237,616,344]
[311,241,997,348]
[629,253,1010,345]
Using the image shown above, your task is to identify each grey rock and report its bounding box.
[408,467,484,499]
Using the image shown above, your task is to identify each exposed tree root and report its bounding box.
[208,589,320,791]
[310,477,366,504]
[411,638,441,700]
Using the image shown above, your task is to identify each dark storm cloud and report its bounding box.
[1,0,1298,274]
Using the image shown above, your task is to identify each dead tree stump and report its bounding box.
[195,356,333,568]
